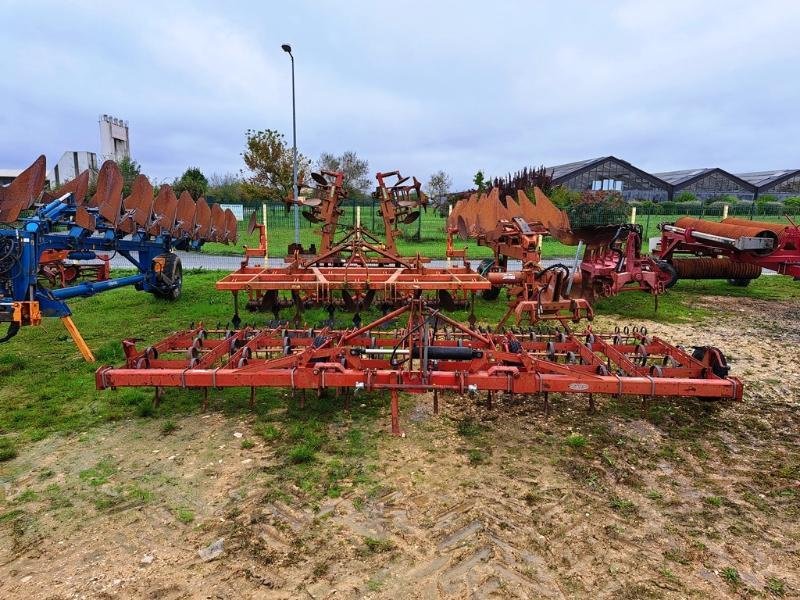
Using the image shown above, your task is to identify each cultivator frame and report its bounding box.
[97,299,742,434]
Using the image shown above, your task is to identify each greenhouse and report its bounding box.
[654,168,756,202]
[736,169,800,200]
[548,156,670,201]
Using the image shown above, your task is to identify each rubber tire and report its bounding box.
[152,254,183,300]
[727,278,751,287]
[658,260,679,288]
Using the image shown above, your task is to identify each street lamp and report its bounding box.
[282,43,300,245]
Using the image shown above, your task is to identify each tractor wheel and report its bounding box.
[152,253,183,300]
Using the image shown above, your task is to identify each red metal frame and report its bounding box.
[97,300,742,435]
[656,217,800,279]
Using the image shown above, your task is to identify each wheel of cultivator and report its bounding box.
[478,258,502,300]
[151,253,183,300]
[691,346,731,379]
[657,260,679,288]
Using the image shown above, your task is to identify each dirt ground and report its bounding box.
[1,296,798,599]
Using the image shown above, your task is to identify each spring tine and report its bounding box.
[0,155,46,222]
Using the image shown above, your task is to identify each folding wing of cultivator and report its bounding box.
[0,156,238,357]
[96,298,742,435]
[655,216,800,283]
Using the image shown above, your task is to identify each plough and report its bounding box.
[655,216,800,283]
[446,187,675,322]
[0,155,238,359]
[96,299,742,434]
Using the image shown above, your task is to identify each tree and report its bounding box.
[426,170,452,215]
[241,129,309,201]
[316,150,370,198]
[207,173,247,204]
[473,170,486,192]
[674,191,697,203]
[173,167,209,200]
[117,156,142,197]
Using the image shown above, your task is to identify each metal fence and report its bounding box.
[220,200,798,261]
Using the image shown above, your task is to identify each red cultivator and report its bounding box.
[96,299,742,434]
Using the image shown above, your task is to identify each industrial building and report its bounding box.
[547,156,800,202]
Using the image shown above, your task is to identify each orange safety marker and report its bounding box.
[60,316,95,362]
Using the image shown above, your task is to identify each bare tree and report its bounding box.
[426,170,453,215]
[316,150,370,198]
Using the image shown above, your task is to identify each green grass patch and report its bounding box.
[175,507,195,524]
[565,433,587,449]
[0,437,18,462]
[78,458,117,487]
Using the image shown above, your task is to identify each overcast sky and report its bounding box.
[2,0,800,189]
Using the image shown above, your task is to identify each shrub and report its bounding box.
[674,191,697,203]
[567,191,628,227]
[758,201,784,215]
[784,196,800,214]
[549,185,581,208]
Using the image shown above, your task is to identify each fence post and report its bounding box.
[722,204,729,220]
[262,203,268,260]
[629,206,637,224]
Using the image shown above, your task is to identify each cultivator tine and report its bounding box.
[42,169,90,205]
[118,175,154,234]
[224,209,238,244]
[173,191,197,238]
[210,203,225,243]
[193,198,212,241]
[0,154,46,223]
[148,185,178,236]
[89,160,124,226]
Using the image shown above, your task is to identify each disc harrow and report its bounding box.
[96,300,742,435]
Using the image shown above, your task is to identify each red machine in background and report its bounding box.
[654,216,800,284]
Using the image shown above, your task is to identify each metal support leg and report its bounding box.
[61,316,95,362]
[433,388,439,415]
[390,389,401,436]
[249,386,256,410]
[202,387,209,411]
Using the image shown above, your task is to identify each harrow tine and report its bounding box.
[118,175,154,234]
[42,169,90,205]
[173,191,197,238]
[0,155,46,223]
[210,203,225,243]
[224,209,238,244]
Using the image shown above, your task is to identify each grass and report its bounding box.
[175,507,195,524]
[566,433,587,449]
[0,268,796,456]
[78,458,117,487]
[161,420,178,436]
[240,438,255,450]
[766,577,785,597]
[721,567,740,586]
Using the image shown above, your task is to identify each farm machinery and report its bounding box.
[654,216,800,284]
[97,180,744,431]
[216,169,477,325]
[0,155,238,359]
[446,187,676,324]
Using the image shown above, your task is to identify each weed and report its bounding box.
[610,497,637,516]
[175,507,195,524]
[705,495,723,508]
[362,536,394,554]
[0,509,24,523]
[312,561,330,578]
[14,490,38,504]
[240,438,255,450]
[288,444,316,464]
[766,577,785,597]
[467,448,487,464]
[256,423,281,442]
[646,490,663,501]
[566,433,587,449]
[0,437,18,462]
[136,399,155,418]
[44,484,73,509]
[456,418,484,437]
[366,578,383,591]
[37,468,54,480]
[721,567,740,586]
[78,458,117,487]
[161,420,178,435]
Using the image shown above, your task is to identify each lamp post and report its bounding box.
[281,43,300,245]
